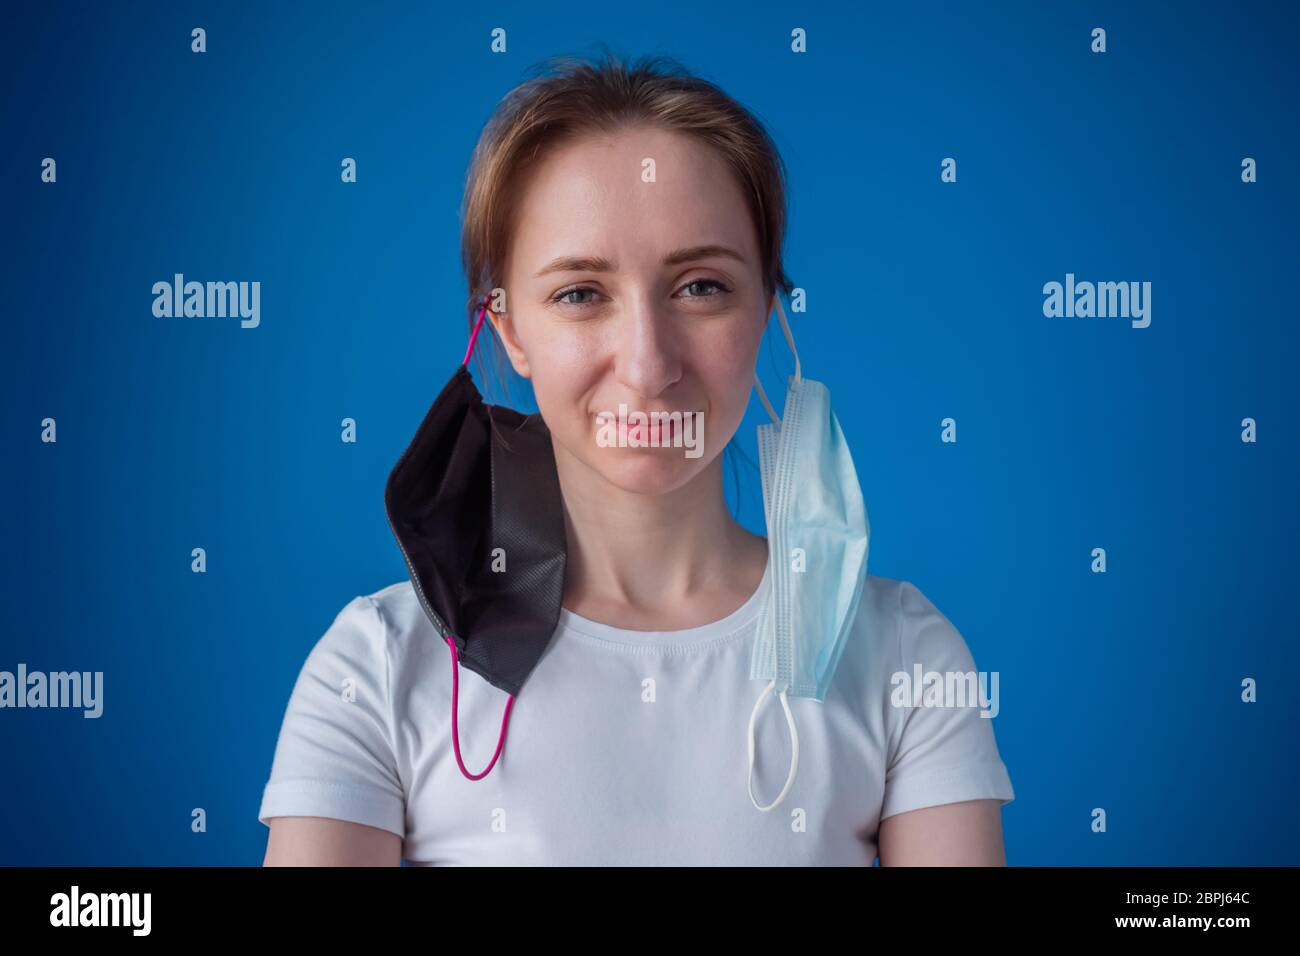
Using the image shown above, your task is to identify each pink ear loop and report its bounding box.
[446,295,516,781]
[462,300,490,368]
[445,637,515,780]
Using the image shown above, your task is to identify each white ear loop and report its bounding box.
[753,296,801,425]
[747,679,800,811]
[747,295,803,811]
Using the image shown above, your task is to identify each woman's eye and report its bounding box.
[552,287,599,307]
[552,280,731,308]
[679,279,731,298]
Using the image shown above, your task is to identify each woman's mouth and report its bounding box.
[628,419,676,444]
[594,408,694,447]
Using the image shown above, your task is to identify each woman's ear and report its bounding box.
[487,309,531,379]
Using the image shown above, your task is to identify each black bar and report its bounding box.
[0,866,1274,939]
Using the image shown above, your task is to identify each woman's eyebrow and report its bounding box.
[535,244,746,278]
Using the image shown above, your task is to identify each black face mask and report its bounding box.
[384,301,567,780]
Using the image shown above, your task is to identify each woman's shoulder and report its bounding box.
[289,581,446,711]
[349,576,426,630]
[293,581,426,668]
[362,578,422,627]
[355,579,445,667]
[839,573,984,684]
[852,575,1015,818]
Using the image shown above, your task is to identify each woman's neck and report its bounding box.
[555,450,768,631]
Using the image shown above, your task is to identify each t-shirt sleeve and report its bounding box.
[879,580,1015,821]
[257,595,406,837]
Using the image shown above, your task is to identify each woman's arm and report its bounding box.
[877,798,1007,866]
[263,817,403,866]
[258,596,407,865]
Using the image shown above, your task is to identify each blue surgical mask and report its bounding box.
[746,297,871,811]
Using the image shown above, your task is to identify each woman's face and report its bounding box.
[496,125,772,496]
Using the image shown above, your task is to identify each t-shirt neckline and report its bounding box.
[556,557,771,650]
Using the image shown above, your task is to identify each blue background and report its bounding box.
[2,0,1296,865]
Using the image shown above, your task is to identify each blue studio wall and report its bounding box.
[2,0,1297,865]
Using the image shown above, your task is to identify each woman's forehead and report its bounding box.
[508,131,759,274]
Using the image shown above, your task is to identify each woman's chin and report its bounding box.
[591,452,708,496]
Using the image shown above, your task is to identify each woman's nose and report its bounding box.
[612,301,682,399]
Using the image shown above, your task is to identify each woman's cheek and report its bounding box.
[530,369,588,444]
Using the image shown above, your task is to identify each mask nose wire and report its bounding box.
[752,296,801,425]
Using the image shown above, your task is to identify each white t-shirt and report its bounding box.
[258,562,1015,865]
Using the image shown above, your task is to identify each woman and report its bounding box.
[259,51,1014,866]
